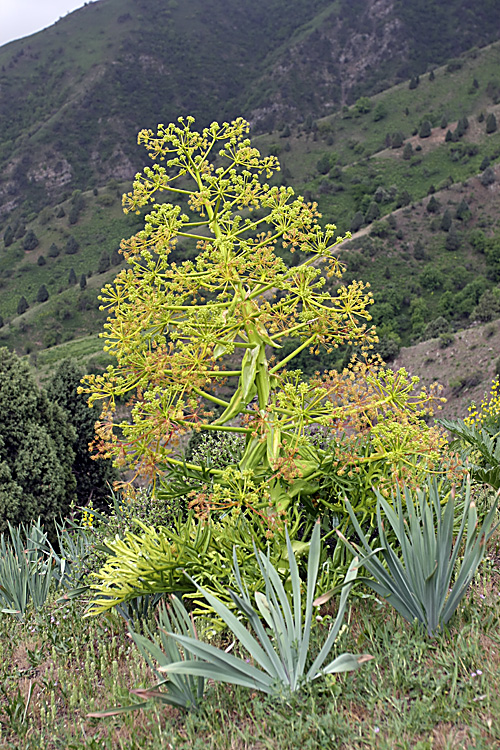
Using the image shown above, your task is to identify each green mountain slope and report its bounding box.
[2,2,500,377]
[2,0,500,219]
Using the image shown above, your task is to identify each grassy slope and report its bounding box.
[2,551,499,748]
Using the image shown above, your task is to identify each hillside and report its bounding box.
[2,0,500,218]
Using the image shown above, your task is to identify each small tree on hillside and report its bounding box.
[419,120,432,138]
[17,296,28,315]
[36,284,49,303]
[23,230,39,252]
[3,226,14,247]
[486,113,497,134]
[403,142,413,160]
[426,195,440,214]
[440,209,452,232]
[445,223,461,251]
[66,236,80,255]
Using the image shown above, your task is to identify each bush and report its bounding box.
[391,131,404,149]
[0,348,76,532]
[403,142,413,160]
[350,211,364,233]
[17,296,28,315]
[364,201,380,224]
[65,236,80,255]
[480,167,496,187]
[36,285,49,303]
[426,195,440,213]
[23,230,39,252]
[3,226,13,247]
[419,120,432,138]
[445,224,461,251]
[47,360,118,511]
[340,479,498,636]
[98,252,111,273]
[82,116,449,550]
[486,113,497,134]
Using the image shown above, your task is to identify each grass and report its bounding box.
[1,530,499,749]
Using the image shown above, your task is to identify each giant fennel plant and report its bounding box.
[83,116,445,523]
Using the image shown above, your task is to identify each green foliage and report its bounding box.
[440,209,452,232]
[16,296,28,315]
[402,142,413,160]
[88,509,305,621]
[23,230,39,252]
[390,131,404,149]
[423,316,450,341]
[155,522,371,696]
[0,348,76,533]
[0,519,56,619]
[426,195,440,213]
[486,112,497,134]
[91,595,206,716]
[3,225,13,247]
[97,252,111,273]
[65,236,79,255]
[46,359,118,510]
[339,479,499,636]
[364,200,380,224]
[36,284,49,303]
[419,120,432,138]
[445,223,461,251]
[439,416,500,489]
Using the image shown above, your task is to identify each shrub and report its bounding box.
[65,236,79,255]
[3,226,13,247]
[480,167,496,187]
[486,113,497,134]
[23,230,39,252]
[82,116,449,544]
[0,348,76,532]
[36,285,49,303]
[419,120,432,138]
[403,142,413,160]
[98,252,111,273]
[339,479,498,637]
[364,201,380,224]
[440,209,452,232]
[445,223,461,251]
[426,195,440,213]
[391,131,404,149]
[17,296,28,315]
